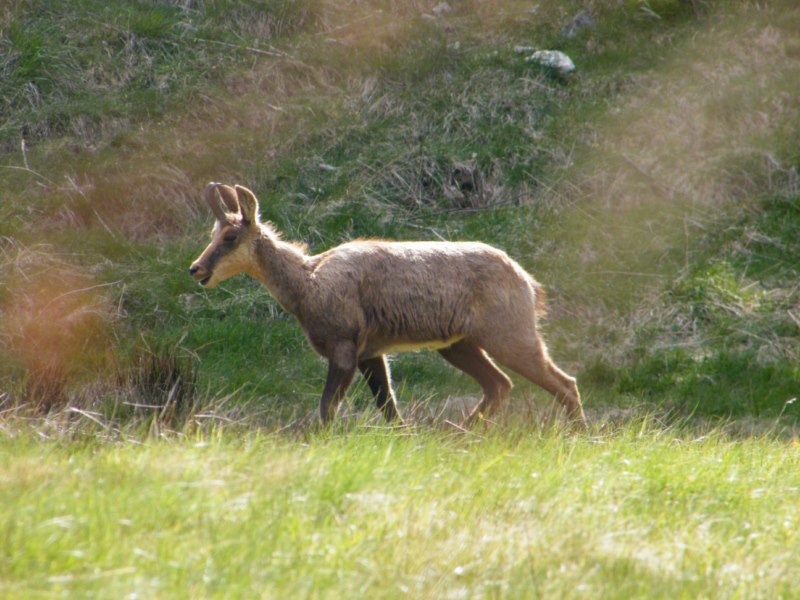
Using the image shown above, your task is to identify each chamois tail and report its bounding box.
[533,281,547,318]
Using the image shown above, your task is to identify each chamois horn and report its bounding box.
[204,182,228,222]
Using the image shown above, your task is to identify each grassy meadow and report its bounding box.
[3,424,800,598]
[1,0,799,597]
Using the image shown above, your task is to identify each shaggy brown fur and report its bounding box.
[190,183,586,428]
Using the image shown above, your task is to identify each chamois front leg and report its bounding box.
[358,355,403,423]
[319,342,357,424]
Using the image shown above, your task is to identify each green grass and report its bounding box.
[600,193,800,418]
[0,0,318,147]
[2,423,799,598]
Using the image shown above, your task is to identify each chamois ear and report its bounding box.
[235,185,260,225]
[215,184,240,214]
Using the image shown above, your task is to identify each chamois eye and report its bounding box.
[223,234,237,243]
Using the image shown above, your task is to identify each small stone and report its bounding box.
[526,50,576,76]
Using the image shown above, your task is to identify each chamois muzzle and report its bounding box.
[189,263,211,286]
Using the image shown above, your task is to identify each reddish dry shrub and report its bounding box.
[0,245,117,411]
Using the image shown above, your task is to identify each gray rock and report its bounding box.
[525,50,576,76]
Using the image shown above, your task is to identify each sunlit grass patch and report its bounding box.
[1,421,799,598]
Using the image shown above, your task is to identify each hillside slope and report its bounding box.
[0,0,797,426]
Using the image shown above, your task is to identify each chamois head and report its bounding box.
[189,182,261,288]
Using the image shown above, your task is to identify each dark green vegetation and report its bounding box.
[1,0,798,427]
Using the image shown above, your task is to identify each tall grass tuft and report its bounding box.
[17,366,69,414]
[115,338,200,428]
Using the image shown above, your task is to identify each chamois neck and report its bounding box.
[250,225,309,315]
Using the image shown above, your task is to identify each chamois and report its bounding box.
[189,183,587,428]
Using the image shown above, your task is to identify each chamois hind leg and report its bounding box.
[358,356,403,423]
[319,342,357,424]
[482,332,587,428]
[439,341,513,427]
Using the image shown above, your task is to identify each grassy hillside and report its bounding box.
[1,0,798,424]
[2,2,800,598]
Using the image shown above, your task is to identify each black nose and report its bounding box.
[189,266,198,275]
